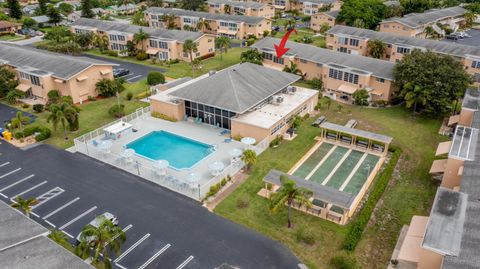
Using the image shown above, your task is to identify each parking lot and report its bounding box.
[81,54,167,83]
[0,142,301,269]
[442,29,480,47]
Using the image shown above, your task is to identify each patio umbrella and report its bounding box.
[154,160,169,170]
[241,137,256,146]
[98,140,113,151]
[209,161,225,173]
[121,148,135,158]
[186,172,200,183]
[228,148,243,158]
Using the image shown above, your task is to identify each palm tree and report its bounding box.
[215,36,231,60]
[93,34,109,52]
[161,14,176,29]
[270,175,313,228]
[401,82,427,117]
[240,149,257,172]
[133,28,150,52]
[11,111,25,134]
[367,39,386,59]
[196,18,210,32]
[76,219,126,269]
[182,39,198,77]
[223,4,231,14]
[283,62,303,76]
[11,196,38,217]
[47,102,76,139]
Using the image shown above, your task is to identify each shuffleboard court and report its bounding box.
[292,143,334,178]
[343,154,380,195]
[308,146,349,183]
[325,150,364,189]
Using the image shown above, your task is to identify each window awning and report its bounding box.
[435,141,452,156]
[16,84,31,92]
[217,29,238,35]
[337,84,358,95]
[429,159,447,174]
[76,76,88,81]
[370,89,383,96]
[100,70,111,75]
[146,48,158,55]
[448,115,460,126]
[54,79,64,84]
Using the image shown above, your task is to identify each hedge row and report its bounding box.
[342,146,402,251]
[13,126,52,142]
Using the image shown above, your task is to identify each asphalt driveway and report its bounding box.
[80,54,167,83]
[0,142,302,269]
[0,103,35,126]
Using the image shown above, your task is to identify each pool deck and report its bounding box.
[86,116,249,197]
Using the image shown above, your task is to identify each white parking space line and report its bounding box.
[109,224,133,245]
[43,197,80,219]
[0,162,10,167]
[126,75,142,82]
[44,219,56,228]
[63,231,74,239]
[59,206,97,230]
[31,212,39,217]
[115,263,127,269]
[176,256,194,269]
[0,168,21,179]
[0,193,7,198]
[138,244,171,269]
[114,233,150,263]
[9,180,47,200]
[32,187,64,209]
[0,174,35,192]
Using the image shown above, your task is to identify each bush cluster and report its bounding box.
[33,104,44,113]
[136,51,148,61]
[104,50,118,57]
[342,146,402,251]
[108,104,125,118]
[294,227,315,245]
[147,72,165,86]
[205,175,231,199]
[151,112,178,122]
[13,126,51,141]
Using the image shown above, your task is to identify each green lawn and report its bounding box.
[0,34,25,41]
[86,47,248,79]
[272,28,326,48]
[10,80,149,149]
[215,102,444,268]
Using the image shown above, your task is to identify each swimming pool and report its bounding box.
[126,131,214,170]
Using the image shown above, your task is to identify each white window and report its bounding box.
[158,51,169,60]
[396,47,410,54]
[30,75,41,86]
[19,72,29,80]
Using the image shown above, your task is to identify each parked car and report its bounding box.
[312,116,326,127]
[75,212,118,245]
[113,68,130,78]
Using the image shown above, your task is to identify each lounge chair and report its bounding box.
[92,140,99,147]
[224,138,232,143]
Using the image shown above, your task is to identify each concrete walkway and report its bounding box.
[205,171,248,211]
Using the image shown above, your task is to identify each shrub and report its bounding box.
[135,91,151,99]
[269,136,283,147]
[236,198,249,209]
[302,36,313,44]
[33,104,44,113]
[47,90,61,104]
[206,183,221,198]
[22,103,29,109]
[151,111,178,122]
[220,178,227,186]
[105,50,118,57]
[108,104,125,118]
[342,146,402,251]
[96,79,125,97]
[294,227,315,245]
[147,72,166,86]
[13,131,24,139]
[126,92,133,101]
[16,125,51,141]
[246,38,256,46]
[330,253,359,269]
[168,59,179,64]
[87,96,96,102]
[35,126,51,141]
[136,51,148,61]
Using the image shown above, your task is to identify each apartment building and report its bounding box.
[326,25,480,84]
[310,10,338,30]
[150,62,318,143]
[379,6,467,38]
[271,0,340,13]
[144,8,270,39]
[390,88,480,269]
[71,18,215,62]
[251,37,395,104]
[207,0,275,18]
[0,43,116,104]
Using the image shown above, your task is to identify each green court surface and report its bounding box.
[343,154,380,195]
[292,143,333,178]
[325,150,364,189]
[308,146,349,184]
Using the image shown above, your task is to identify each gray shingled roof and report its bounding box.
[206,0,268,9]
[320,122,393,143]
[298,0,336,4]
[251,37,395,80]
[0,43,116,80]
[264,169,355,209]
[169,62,300,113]
[145,7,265,24]
[422,187,468,256]
[323,10,339,18]
[72,18,204,42]
[381,6,466,28]
[327,25,480,59]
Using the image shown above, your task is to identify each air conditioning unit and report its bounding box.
[290,86,297,93]
[276,96,284,104]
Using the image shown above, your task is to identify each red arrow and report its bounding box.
[274,28,297,58]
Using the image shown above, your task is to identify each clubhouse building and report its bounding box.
[251,37,396,104]
[71,18,215,62]
[0,43,116,104]
[379,6,467,38]
[144,8,271,39]
[326,25,480,84]
[150,62,318,143]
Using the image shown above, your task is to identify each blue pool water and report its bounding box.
[126,131,214,170]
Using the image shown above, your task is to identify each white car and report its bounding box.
[75,212,119,244]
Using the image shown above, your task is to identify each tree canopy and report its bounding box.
[81,0,94,18]
[393,49,472,115]
[7,0,22,19]
[240,50,263,65]
[180,0,204,11]
[336,0,387,29]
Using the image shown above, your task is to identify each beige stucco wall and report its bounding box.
[208,4,275,18]
[441,158,464,189]
[417,249,444,269]
[150,99,185,121]
[379,22,418,37]
[310,13,336,31]
[231,120,270,142]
